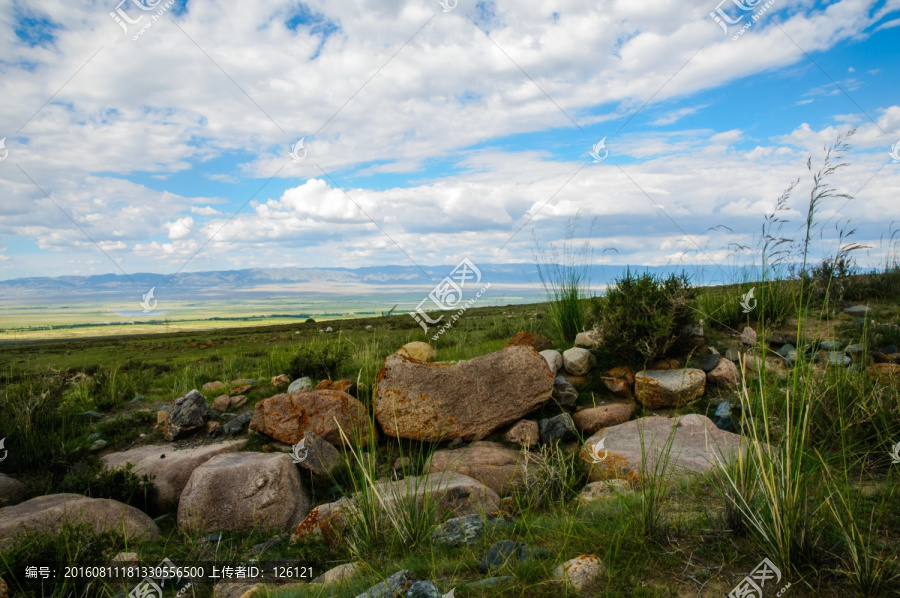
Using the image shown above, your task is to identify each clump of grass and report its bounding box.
[516,442,586,512]
[533,214,595,344]
[63,463,155,512]
[288,339,351,380]
[591,269,695,364]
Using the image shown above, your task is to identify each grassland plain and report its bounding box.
[0,284,899,598]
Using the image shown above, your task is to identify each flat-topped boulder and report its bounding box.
[634,369,706,408]
[0,494,160,551]
[249,389,374,446]
[101,441,245,512]
[375,346,554,442]
[178,452,310,533]
[581,414,746,482]
[425,441,538,495]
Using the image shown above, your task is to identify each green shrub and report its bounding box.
[64,463,155,512]
[287,341,350,380]
[593,269,696,364]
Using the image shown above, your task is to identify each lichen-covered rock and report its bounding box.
[396,342,437,362]
[552,554,605,591]
[375,346,553,442]
[505,331,553,352]
[634,369,706,408]
[315,379,358,395]
[249,390,375,446]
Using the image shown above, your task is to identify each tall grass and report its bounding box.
[533,214,595,344]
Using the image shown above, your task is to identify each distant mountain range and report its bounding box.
[0,263,747,304]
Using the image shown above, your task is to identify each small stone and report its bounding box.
[325,326,334,333]
[315,379,358,395]
[89,439,108,452]
[577,479,631,503]
[201,381,225,393]
[396,341,437,362]
[74,410,105,420]
[479,541,549,574]
[776,344,795,358]
[741,326,757,345]
[539,350,563,375]
[845,343,866,358]
[843,305,871,317]
[293,432,342,476]
[700,353,720,373]
[205,421,220,435]
[111,552,139,563]
[287,377,314,393]
[707,358,740,388]
[431,513,510,547]
[572,403,634,435]
[827,352,851,367]
[601,376,631,398]
[539,413,577,443]
[405,581,442,598]
[216,412,252,436]
[271,374,291,389]
[854,318,875,329]
[505,331,554,352]
[164,389,208,441]
[355,569,417,598]
[552,554,605,592]
[562,347,595,376]
[573,329,603,350]
[819,340,841,351]
[725,347,741,362]
[211,395,231,411]
[552,376,579,408]
[504,420,539,449]
[312,562,362,585]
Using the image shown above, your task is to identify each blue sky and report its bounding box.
[0,0,898,282]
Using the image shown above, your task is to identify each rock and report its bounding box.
[845,343,867,359]
[111,551,139,563]
[315,379,358,395]
[293,432,342,476]
[325,326,334,334]
[562,374,589,388]
[355,570,417,598]
[577,479,631,503]
[608,366,635,384]
[178,452,310,533]
[725,347,741,362]
[843,305,871,317]
[633,369,706,408]
[562,347,595,376]
[553,554,604,592]
[700,353,720,373]
[431,512,511,547]
[601,376,631,398]
[776,344,795,358]
[426,441,537,495]
[312,562,363,585]
[249,389,375,447]
[539,413,577,443]
[574,329,603,350]
[479,540,549,573]
[552,376,579,408]
[75,410,105,420]
[0,576,6,598]
[405,581,443,598]
[102,441,245,512]
[827,352,851,367]
[88,439,107,452]
[539,350,563,375]
[463,576,515,590]
[201,381,225,393]
[271,374,291,389]
[291,473,499,544]
[0,494,160,551]
[287,377,314,393]
[572,403,634,435]
[818,340,841,351]
[229,384,252,396]
[230,395,247,409]
[741,326,757,345]
[868,363,900,385]
[712,400,733,432]
[375,346,554,442]
[396,341,437,362]
[707,358,740,388]
[212,583,261,598]
[211,394,231,411]
[504,420,539,449]
[0,475,26,508]
[581,415,747,482]
[505,331,553,352]
[650,358,681,370]
[216,412,252,436]
[854,318,875,329]
[164,389,208,441]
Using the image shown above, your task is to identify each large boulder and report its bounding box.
[291,473,499,544]
[396,342,437,362]
[178,452,310,533]
[581,414,746,482]
[425,441,537,495]
[572,403,634,435]
[505,331,553,352]
[634,369,706,408]
[375,346,554,442]
[164,389,208,441]
[562,348,595,376]
[101,441,245,512]
[249,390,375,446]
[0,494,160,551]
[0,475,26,508]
